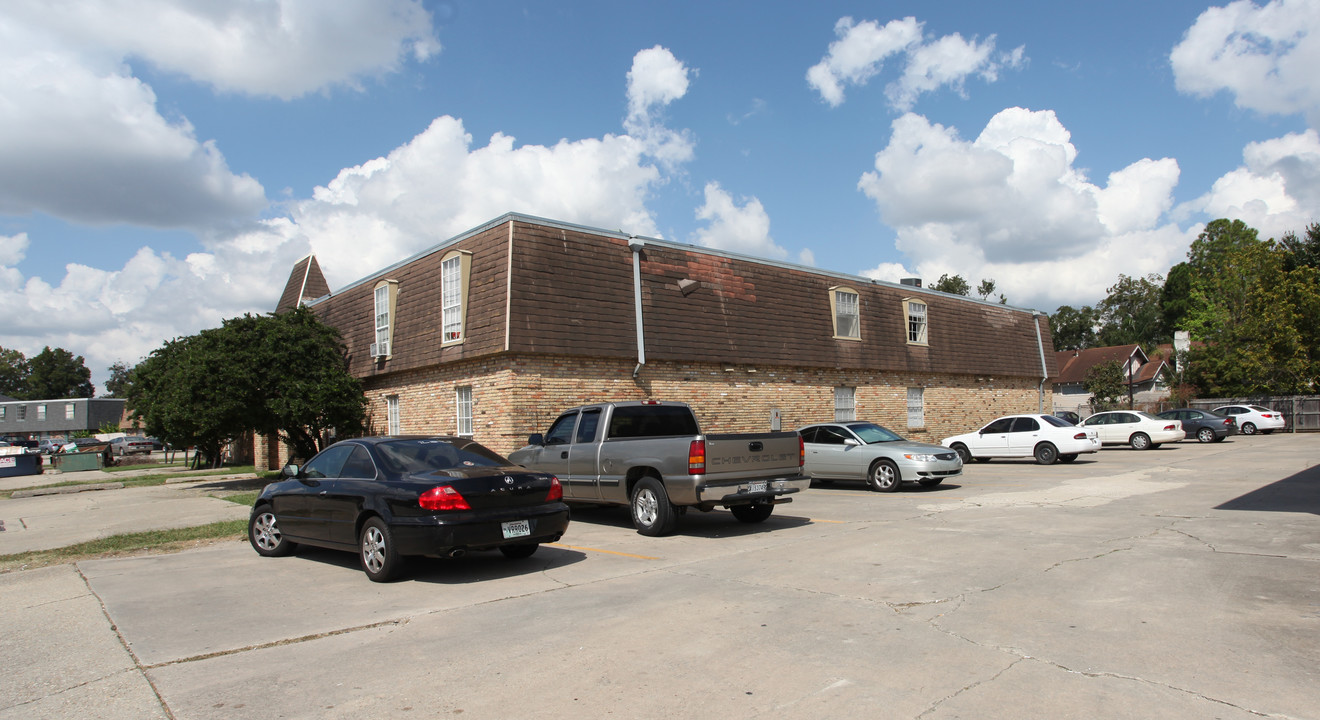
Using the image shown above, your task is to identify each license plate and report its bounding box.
[501,519,531,539]
[747,481,767,494]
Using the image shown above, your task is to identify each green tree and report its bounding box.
[1096,274,1166,348]
[24,347,94,399]
[1160,262,1195,335]
[1084,359,1126,409]
[104,361,134,398]
[128,308,366,467]
[1279,222,1320,271]
[976,278,1006,304]
[931,273,971,295]
[1049,305,1098,351]
[0,347,27,397]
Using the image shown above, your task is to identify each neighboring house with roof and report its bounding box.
[0,396,127,442]
[259,213,1060,468]
[1052,344,1172,415]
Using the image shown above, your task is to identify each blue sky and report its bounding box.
[2,0,1318,392]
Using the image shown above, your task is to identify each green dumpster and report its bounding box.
[57,452,103,472]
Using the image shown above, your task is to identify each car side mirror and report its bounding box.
[527,433,545,446]
[843,438,861,447]
[281,463,300,478]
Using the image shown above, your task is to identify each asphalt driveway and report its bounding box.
[3,433,1318,719]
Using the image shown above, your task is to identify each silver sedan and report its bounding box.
[799,422,963,492]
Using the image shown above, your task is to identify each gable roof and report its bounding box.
[1053,344,1145,384]
[276,255,330,313]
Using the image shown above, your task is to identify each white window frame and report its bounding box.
[905,299,928,345]
[455,386,473,437]
[830,287,861,340]
[834,387,856,422]
[442,255,463,343]
[386,396,400,435]
[17,405,26,421]
[373,284,391,355]
[65,403,75,420]
[37,404,46,421]
[906,387,925,429]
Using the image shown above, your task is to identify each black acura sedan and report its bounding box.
[249,436,570,582]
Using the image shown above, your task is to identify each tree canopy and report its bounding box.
[128,308,367,466]
[1083,360,1126,409]
[0,346,94,399]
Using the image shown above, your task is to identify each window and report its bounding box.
[576,408,602,443]
[372,280,397,357]
[1010,417,1040,432]
[386,396,400,435]
[607,405,700,438]
[340,445,378,479]
[905,299,928,345]
[37,404,46,421]
[17,405,26,421]
[544,412,579,445]
[1,406,6,420]
[830,287,860,340]
[455,386,473,437]
[906,388,924,429]
[834,387,856,422]
[440,250,472,345]
[65,403,75,420]
[303,445,354,478]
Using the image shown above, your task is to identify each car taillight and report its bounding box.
[799,435,805,468]
[419,485,470,511]
[1163,424,1177,431]
[1074,433,1087,440]
[689,439,706,474]
[546,476,563,502]
[1261,413,1274,418]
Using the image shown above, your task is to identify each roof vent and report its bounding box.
[900,277,922,288]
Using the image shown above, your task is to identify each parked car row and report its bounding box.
[248,399,1289,584]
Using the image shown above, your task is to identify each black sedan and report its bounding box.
[1156,408,1237,443]
[249,436,570,582]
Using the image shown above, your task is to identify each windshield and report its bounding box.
[846,423,904,443]
[374,438,507,474]
[1041,415,1073,428]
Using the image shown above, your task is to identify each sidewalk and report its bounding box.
[0,470,261,556]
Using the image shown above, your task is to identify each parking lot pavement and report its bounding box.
[3,434,1318,719]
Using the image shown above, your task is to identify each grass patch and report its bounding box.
[222,491,260,506]
[0,519,248,573]
[1,467,267,499]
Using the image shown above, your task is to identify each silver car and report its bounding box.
[799,422,963,492]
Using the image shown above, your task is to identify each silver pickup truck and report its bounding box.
[508,401,809,536]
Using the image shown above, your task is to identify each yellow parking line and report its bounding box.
[548,543,660,560]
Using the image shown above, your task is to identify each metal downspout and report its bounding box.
[1033,312,1048,412]
[630,238,646,378]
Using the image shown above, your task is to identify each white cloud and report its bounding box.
[690,182,792,260]
[858,109,1192,309]
[4,0,440,100]
[625,46,697,169]
[808,16,1024,109]
[1178,129,1320,239]
[1171,0,1320,125]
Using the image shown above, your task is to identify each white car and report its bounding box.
[1212,405,1286,435]
[941,414,1101,466]
[1078,411,1184,450]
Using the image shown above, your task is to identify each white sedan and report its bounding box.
[941,414,1101,466]
[1212,405,1286,435]
[1078,411,1184,450]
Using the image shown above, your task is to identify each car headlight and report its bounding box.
[903,453,939,462]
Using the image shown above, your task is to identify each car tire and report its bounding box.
[973,457,991,463]
[1241,422,1257,435]
[631,476,679,536]
[951,443,972,464]
[1130,433,1151,450]
[249,507,296,557]
[499,543,539,560]
[1034,442,1058,465]
[360,517,403,582]
[917,478,943,487]
[867,459,901,492]
[1197,428,1215,443]
[1212,435,1226,443]
[1058,453,1078,463]
[730,502,773,523]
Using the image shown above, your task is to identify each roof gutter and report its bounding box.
[630,238,646,378]
[1033,312,1049,412]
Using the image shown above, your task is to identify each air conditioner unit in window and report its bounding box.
[369,341,389,358]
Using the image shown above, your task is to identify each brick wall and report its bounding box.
[351,353,1050,457]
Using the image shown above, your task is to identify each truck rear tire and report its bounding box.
[631,477,679,536]
[730,502,773,523]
